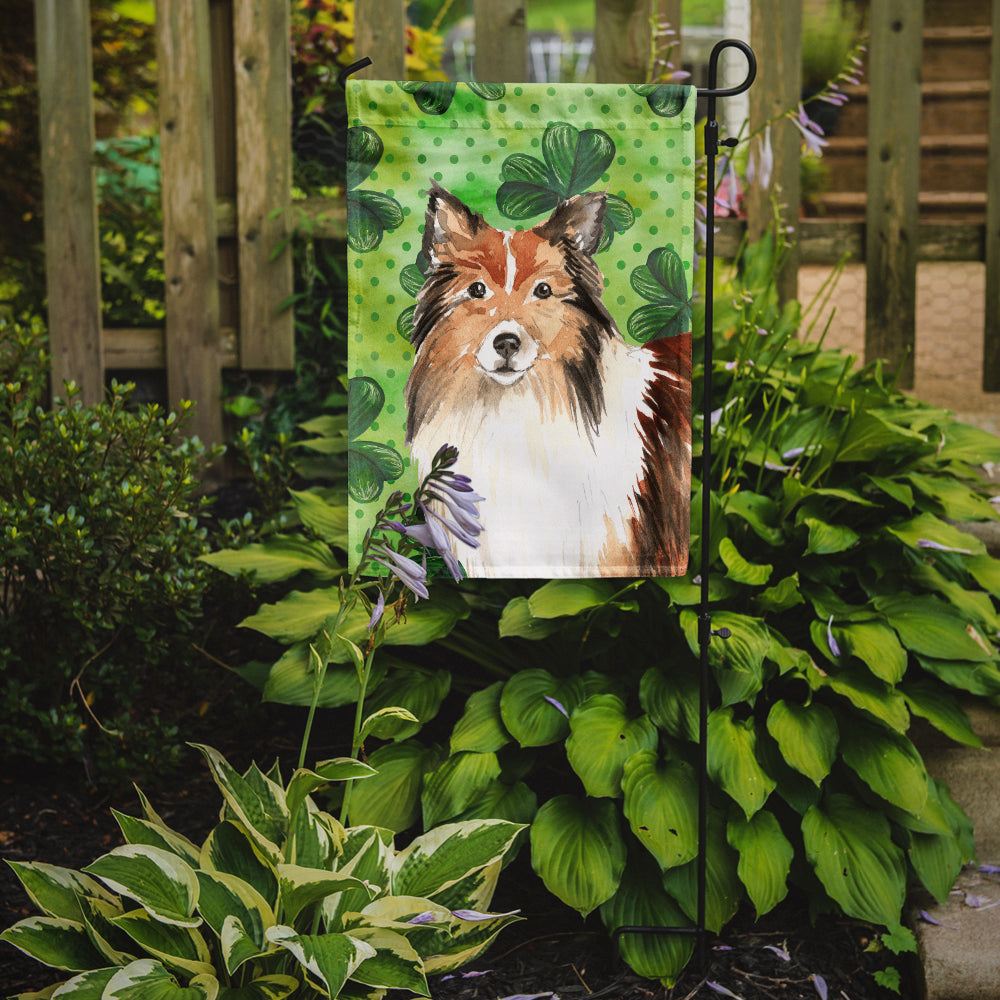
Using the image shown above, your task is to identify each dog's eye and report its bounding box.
[535,282,553,299]
[468,281,487,299]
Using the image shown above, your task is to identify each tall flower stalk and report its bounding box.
[293,445,483,821]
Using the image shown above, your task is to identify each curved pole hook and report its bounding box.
[698,38,757,99]
[337,57,373,90]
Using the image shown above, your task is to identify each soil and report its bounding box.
[0,740,913,1000]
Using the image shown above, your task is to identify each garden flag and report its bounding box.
[346,80,695,579]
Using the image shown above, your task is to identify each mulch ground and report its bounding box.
[1,737,913,1000]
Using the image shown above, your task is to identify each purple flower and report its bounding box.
[424,475,485,540]
[791,104,828,156]
[544,695,569,718]
[371,543,429,600]
[827,616,841,658]
[917,538,973,554]
[706,983,742,999]
[407,911,438,925]
[747,125,774,191]
[812,974,828,1000]
[367,590,385,631]
[451,908,520,921]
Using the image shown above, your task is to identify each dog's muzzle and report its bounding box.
[476,321,537,385]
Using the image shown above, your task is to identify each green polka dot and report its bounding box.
[386,329,395,339]
[450,154,459,164]
[617,295,626,305]
[547,87,556,96]
[385,371,395,381]
[433,172,443,181]
[633,173,643,183]
[568,104,577,113]
[401,171,410,181]
[386,403,396,414]
[601,104,610,114]
[433,136,443,146]
[530,104,540,114]
[482,154,492,163]
[368,101,377,111]
[498,137,507,146]
[370,352,379,362]
[514,121,523,130]
[466,137,475,147]
[530,137,540,147]
[514,86,523,96]
[402,242,411,252]
[616,122,626,131]
[354,333,363,342]
[649,156,659,166]
[370,276,379,286]
[417,154,427,164]
[481,120,491,129]
[633,104,644,115]
[649,225,659,235]
[401,136,411,146]
[617,155,626,165]
[617,88,627,97]
[467,171,475,181]
[417,119,426,129]
[355,510,365,519]
[633,139,643,148]
[616,260,626,270]
[632,242,642,253]
[667,138,675,148]
[354,294,363,304]
[585,87,594,97]
[666,173,674,183]
[386,260,395,270]
[354,258,363,268]
[370,312,379,322]
[498,103,507,113]
[402,351,412,361]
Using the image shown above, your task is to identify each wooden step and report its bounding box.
[813,190,987,222]
[832,80,991,138]
[822,134,989,193]
[922,0,992,28]
[922,25,993,83]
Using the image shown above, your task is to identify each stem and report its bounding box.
[339,644,377,826]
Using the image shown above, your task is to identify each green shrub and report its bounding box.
[0,317,220,783]
[1,744,524,998]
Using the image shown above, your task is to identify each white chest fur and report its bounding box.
[408,341,656,578]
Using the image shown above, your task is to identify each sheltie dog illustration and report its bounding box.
[405,181,691,578]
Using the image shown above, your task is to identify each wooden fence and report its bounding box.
[33,0,1000,445]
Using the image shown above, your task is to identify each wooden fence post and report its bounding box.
[233,0,294,370]
[157,0,223,445]
[34,0,104,405]
[746,0,801,305]
[983,0,1000,390]
[864,0,923,389]
[474,0,527,82]
[594,0,669,84]
[354,0,407,79]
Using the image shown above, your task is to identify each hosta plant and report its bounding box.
[1,744,523,999]
[343,233,1000,984]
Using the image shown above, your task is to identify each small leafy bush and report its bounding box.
[0,317,218,782]
[1,743,523,998]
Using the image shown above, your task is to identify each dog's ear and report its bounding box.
[423,182,485,267]
[533,193,607,255]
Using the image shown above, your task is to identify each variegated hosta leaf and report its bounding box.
[802,793,906,926]
[323,829,393,930]
[77,894,136,966]
[195,871,274,974]
[529,795,626,917]
[391,820,524,900]
[46,966,118,997]
[102,959,218,999]
[421,907,522,975]
[214,974,299,1000]
[285,760,375,824]
[425,859,501,916]
[0,916,107,971]
[599,854,694,987]
[765,700,838,786]
[345,926,429,995]
[200,822,278,910]
[288,802,343,870]
[565,695,658,798]
[4,861,118,922]
[110,908,214,978]
[112,811,201,868]
[726,810,793,918]
[265,926,376,998]
[706,707,776,819]
[83,846,200,928]
[191,745,288,863]
[276,864,375,925]
[621,751,699,871]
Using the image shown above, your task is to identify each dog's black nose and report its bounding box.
[493,332,520,361]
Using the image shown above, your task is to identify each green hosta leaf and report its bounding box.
[347,740,442,831]
[497,596,565,639]
[200,822,278,910]
[566,695,658,798]
[421,751,502,828]
[886,512,985,556]
[834,621,907,683]
[725,490,785,545]
[362,667,451,740]
[346,926,428,994]
[621,751,698,870]
[499,670,585,747]
[265,926,375,997]
[360,706,421,742]
[718,537,772,586]
[199,537,341,584]
[260,644,383,709]
[802,793,906,926]
[277,865,374,925]
[727,811,793,918]
[807,660,910,732]
[874,594,995,662]
[542,122,616,196]
[345,126,382,191]
[527,579,617,618]
[103,959,218,1000]
[935,420,1000,464]
[0,916,107,971]
[347,376,384,441]
[348,439,405,501]
[680,610,770,706]
[907,472,999,521]
[392,819,524,900]
[111,909,214,977]
[112,812,201,868]
[288,489,348,548]
[660,811,742,933]
[39,966,118,998]
[453,779,538,827]
[967,553,1000,597]
[901,680,982,748]
[191,746,287,863]
[908,779,968,904]
[835,410,927,463]
[756,573,805,613]
[5,862,118,922]
[910,562,1000,633]
[803,517,859,556]
[639,663,699,742]
[765,701,838,786]
[839,718,928,816]
[83,846,199,928]
[530,795,626,917]
[707,708,776,819]
[599,853,694,987]
[916,655,1000,697]
[451,682,511,753]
